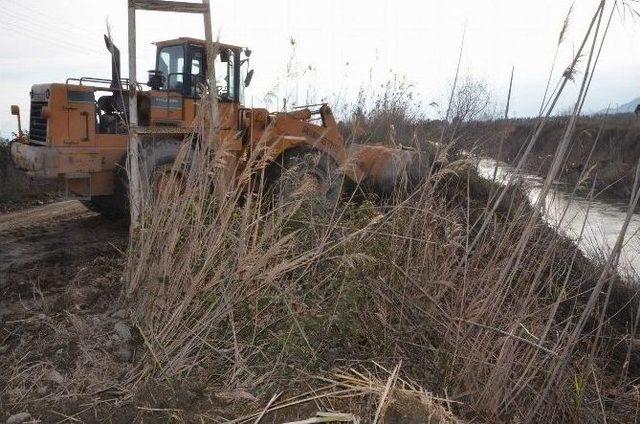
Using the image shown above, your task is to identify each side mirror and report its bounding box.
[10,105,23,137]
[244,69,254,87]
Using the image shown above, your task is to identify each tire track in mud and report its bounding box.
[0,200,89,232]
[0,201,128,298]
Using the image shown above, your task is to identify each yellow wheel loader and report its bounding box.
[9,6,427,217]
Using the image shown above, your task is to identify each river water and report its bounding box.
[476,158,640,278]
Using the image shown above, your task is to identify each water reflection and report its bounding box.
[476,158,640,278]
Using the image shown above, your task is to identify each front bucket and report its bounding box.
[344,143,434,196]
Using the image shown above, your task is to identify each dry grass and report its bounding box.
[1,2,638,422]
[117,2,640,422]
[226,363,460,424]
[123,110,640,423]
[1,253,133,412]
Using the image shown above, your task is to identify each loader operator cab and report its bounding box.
[148,38,253,103]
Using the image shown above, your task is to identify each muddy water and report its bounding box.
[476,158,640,278]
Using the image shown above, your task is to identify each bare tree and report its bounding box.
[449,76,492,122]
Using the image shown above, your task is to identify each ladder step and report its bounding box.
[132,0,208,14]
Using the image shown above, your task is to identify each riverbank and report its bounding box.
[3,153,640,421]
[453,114,640,201]
[477,157,640,278]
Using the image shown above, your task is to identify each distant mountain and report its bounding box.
[594,97,640,115]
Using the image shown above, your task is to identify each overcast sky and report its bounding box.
[1,0,639,137]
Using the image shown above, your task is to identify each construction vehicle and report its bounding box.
[9,1,425,218]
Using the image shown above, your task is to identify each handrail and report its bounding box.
[292,103,327,109]
[65,76,143,91]
[291,103,327,115]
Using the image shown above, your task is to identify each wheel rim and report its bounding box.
[275,152,342,211]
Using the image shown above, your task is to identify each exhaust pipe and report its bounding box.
[103,34,121,90]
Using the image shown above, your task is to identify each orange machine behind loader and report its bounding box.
[9,34,425,216]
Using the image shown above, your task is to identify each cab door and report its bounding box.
[187,45,205,100]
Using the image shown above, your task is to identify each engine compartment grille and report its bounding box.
[29,101,48,143]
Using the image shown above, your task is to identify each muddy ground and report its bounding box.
[0,201,136,422]
[0,153,63,214]
[0,201,128,301]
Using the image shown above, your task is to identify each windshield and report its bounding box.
[158,45,185,91]
[156,44,239,101]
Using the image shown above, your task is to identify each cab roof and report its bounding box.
[153,37,244,51]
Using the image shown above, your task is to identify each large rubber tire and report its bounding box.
[81,162,128,217]
[82,194,126,218]
[82,138,181,219]
[138,138,182,196]
[266,147,343,211]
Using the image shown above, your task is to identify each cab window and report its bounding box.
[189,47,204,97]
[191,51,202,75]
[158,45,185,92]
[215,48,236,102]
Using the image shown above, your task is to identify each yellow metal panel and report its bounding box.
[64,85,96,145]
